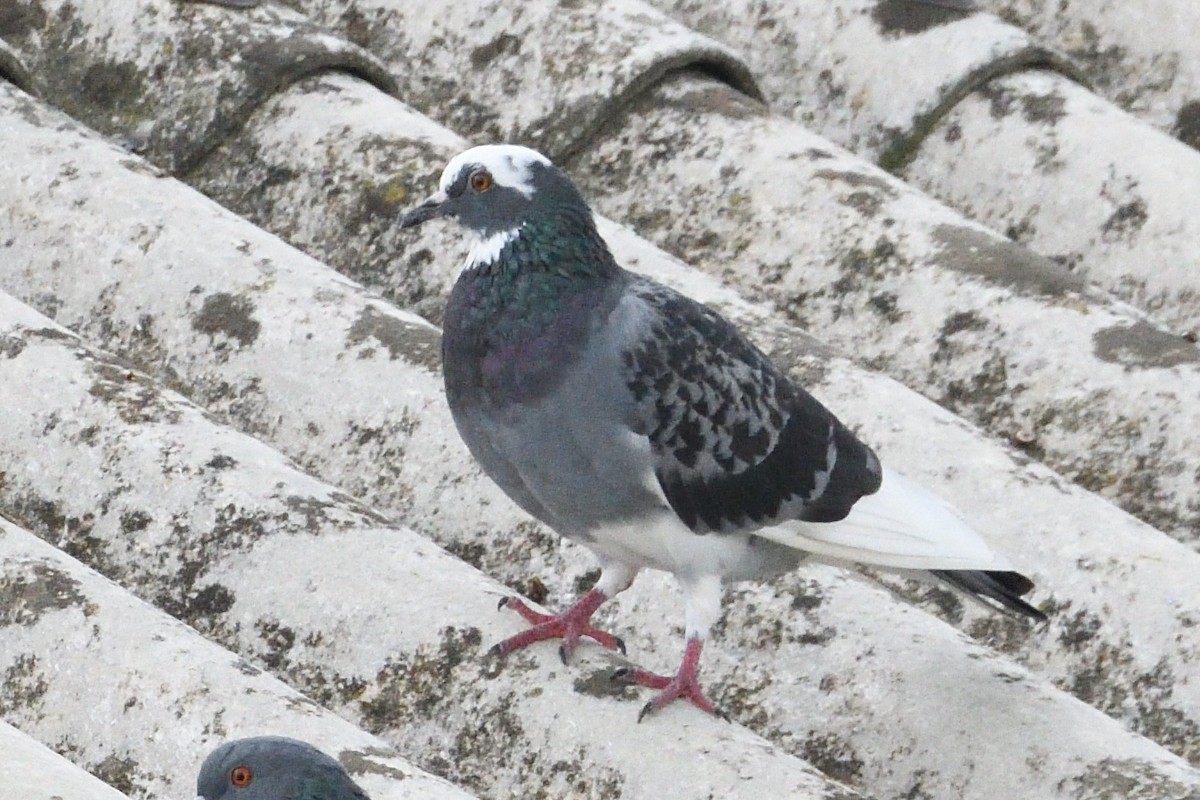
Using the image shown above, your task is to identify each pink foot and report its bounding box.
[490,587,625,663]
[615,637,729,722]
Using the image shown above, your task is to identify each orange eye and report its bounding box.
[230,765,252,787]
[469,170,493,192]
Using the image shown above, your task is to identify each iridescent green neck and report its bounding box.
[444,209,625,404]
[474,202,613,269]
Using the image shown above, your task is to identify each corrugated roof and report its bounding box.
[2,1,1200,798]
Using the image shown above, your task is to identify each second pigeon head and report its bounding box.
[197,736,368,800]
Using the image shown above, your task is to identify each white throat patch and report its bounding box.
[440,144,552,199]
[462,227,522,274]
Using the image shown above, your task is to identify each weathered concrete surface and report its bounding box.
[0,295,857,800]
[905,69,1200,338]
[645,0,1080,164]
[197,0,1200,547]
[3,272,1200,799]
[13,0,1199,549]
[6,83,1200,795]
[0,0,395,171]
[980,0,1200,147]
[0,721,131,800]
[1,0,753,169]
[569,75,1200,547]
[295,0,760,160]
[0,519,478,800]
[647,0,1200,338]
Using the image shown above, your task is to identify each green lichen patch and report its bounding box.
[358,626,486,728]
[345,305,442,371]
[0,559,88,627]
[360,173,411,219]
[1092,320,1199,368]
[90,753,147,797]
[931,224,1085,296]
[1069,757,1200,800]
[0,652,49,714]
[192,292,261,348]
[872,0,973,37]
[1173,100,1200,150]
[339,747,410,781]
[800,732,865,786]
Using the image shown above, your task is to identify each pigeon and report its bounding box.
[197,737,368,800]
[401,144,1045,721]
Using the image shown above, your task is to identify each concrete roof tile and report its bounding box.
[0,721,132,800]
[905,68,1200,337]
[5,0,1200,796]
[644,1,1200,333]
[5,68,1200,795]
[0,83,860,800]
[0,279,854,799]
[0,514,476,800]
[1,0,395,172]
[981,0,1200,145]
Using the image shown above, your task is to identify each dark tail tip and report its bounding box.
[931,569,1047,622]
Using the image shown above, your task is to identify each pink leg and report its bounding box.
[617,636,729,722]
[490,587,625,663]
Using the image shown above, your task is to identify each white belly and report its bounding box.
[585,506,802,582]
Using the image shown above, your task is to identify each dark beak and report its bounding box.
[400,190,448,229]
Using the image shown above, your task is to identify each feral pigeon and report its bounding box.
[401,144,1045,721]
[197,737,368,800]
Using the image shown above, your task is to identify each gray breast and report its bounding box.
[489,296,670,538]
[444,278,667,539]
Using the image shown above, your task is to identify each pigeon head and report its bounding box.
[197,736,368,800]
[400,144,592,240]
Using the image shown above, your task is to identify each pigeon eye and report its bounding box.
[230,765,252,787]
[469,170,493,193]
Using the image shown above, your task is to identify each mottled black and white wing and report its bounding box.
[620,279,1023,575]
[621,279,883,535]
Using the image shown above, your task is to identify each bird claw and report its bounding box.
[488,588,625,661]
[622,639,726,722]
[635,682,727,723]
[616,665,728,722]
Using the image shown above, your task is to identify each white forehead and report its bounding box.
[439,144,553,198]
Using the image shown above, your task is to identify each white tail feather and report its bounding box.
[753,468,1010,571]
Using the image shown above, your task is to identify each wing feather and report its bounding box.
[754,468,1010,571]
[617,280,1008,571]
[621,279,882,535]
